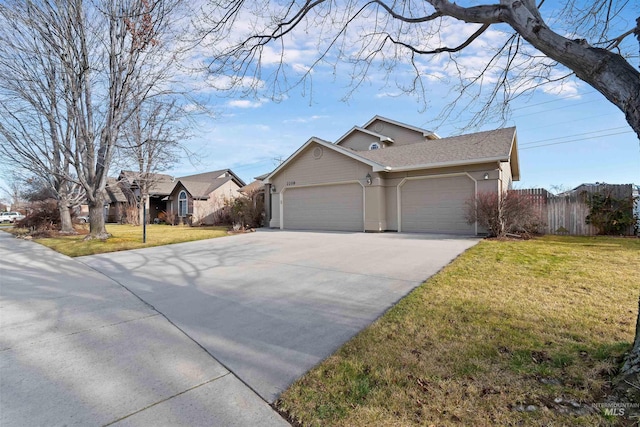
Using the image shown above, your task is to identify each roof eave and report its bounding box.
[510,132,521,181]
[374,156,510,173]
[363,115,439,140]
[334,126,395,146]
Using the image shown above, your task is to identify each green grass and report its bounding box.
[31,224,229,257]
[276,236,640,426]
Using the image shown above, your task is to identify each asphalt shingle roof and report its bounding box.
[179,176,233,199]
[104,178,129,203]
[119,170,176,196]
[239,180,264,194]
[355,127,516,168]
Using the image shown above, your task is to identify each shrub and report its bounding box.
[15,199,61,236]
[584,190,637,235]
[162,210,177,225]
[123,203,140,225]
[228,191,264,229]
[466,190,542,237]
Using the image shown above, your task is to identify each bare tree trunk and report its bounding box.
[58,203,75,235]
[615,297,640,402]
[56,182,77,234]
[86,194,110,240]
[499,7,640,137]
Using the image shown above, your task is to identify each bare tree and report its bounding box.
[200,0,639,137]
[117,97,191,224]
[0,177,25,212]
[199,0,639,400]
[0,3,82,233]
[0,0,190,239]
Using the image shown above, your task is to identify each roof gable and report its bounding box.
[117,170,176,196]
[363,116,439,140]
[335,116,439,151]
[104,178,129,203]
[335,126,394,147]
[178,169,225,181]
[178,169,246,188]
[173,176,236,200]
[264,137,384,183]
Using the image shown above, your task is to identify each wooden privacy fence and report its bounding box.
[514,184,636,236]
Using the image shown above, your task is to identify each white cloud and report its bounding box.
[227,98,268,108]
[375,91,402,98]
[283,115,328,123]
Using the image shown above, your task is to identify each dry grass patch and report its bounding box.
[32,224,229,257]
[276,236,639,426]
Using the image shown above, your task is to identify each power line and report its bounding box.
[517,111,621,132]
[511,99,602,120]
[431,90,600,130]
[520,130,634,150]
[510,90,596,111]
[520,126,630,146]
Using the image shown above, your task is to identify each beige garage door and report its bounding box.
[283,183,363,231]
[400,176,475,234]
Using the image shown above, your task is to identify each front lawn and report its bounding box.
[277,236,639,426]
[31,224,229,257]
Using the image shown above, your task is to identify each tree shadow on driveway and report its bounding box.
[80,230,479,402]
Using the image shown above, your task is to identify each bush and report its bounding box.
[15,199,61,236]
[123,203,140,225]
[228,191,264,229]
[584,191,637,235]
[466,190,542,237]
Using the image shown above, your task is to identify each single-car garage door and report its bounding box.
[400,176,475,234]
[283,183,363,231]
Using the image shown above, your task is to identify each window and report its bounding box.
[369,142,380,150]
[178,190,187,217]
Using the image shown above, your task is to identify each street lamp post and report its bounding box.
[142,195,147,243]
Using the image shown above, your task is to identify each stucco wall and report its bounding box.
[192,180,242,225]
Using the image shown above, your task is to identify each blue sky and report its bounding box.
[175,80,638,192]
[171,0,639,192]
[1,1,638,201]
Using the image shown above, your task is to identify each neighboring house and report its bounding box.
[238,177,267,227]
[118,170,176,222]
[263,116,520,234]
[104,178,129,223]
[167,170,246,225]
[239,177,266,201]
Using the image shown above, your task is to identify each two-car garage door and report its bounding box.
[279,176,475,234]
[282,183,364,231]
[400,176,475,234]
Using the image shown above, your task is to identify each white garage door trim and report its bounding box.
[280,180,365,231]
[397,173,477,234]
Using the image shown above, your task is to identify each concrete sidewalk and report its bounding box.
[0,231,288,426]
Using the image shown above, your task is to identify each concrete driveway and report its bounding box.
[80,230,479,403]
[0,232,287,426]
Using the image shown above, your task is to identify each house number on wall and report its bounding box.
[286,181,296,186]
